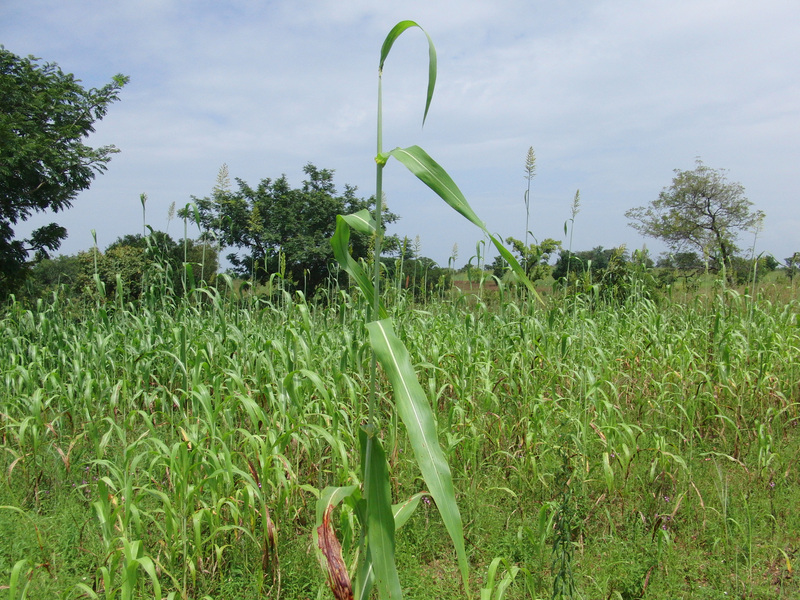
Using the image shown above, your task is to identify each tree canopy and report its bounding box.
[0,46,128,295]
[492,236,561,283]
[189,164,398,294]
[625,160,764,272]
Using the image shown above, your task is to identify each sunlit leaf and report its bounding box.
[387,145,543,304]
[366,318,469,592]
[360,427,403,599]
[330,214,387,319]
[380,21,437,125]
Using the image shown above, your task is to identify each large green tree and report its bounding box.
[0,46,128,295]
[625,160,764,273]
[190,164,398,293]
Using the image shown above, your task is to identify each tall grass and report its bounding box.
[1,21,799,600]
[0,277,798,598]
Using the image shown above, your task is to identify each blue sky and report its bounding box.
[3,0,799,267]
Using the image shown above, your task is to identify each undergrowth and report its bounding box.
[0,281,798,599]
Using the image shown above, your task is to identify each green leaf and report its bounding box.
[342,209,377,235]
[360,427,403,600]
[330,214,387,319]
[9,559,30,600]
[380,21,437,125]
[366,319,469,593]
[387,145,543,304]
[393,492,426,530]
[387,146,484,228]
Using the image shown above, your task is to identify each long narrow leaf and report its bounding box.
[330,214,387,319]
[380,21,437,125]
[360,427,403,600]
[342,209,377,235]
[366,319,469,593]
[387,145,543,304]
[386,146,484,228]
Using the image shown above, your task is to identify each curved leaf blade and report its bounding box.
[380,21,437,125]
[330,214,388,319]
[388,146,485,228]
[366,319,469,593]
[360,427,403,600]
[388,145,543,304]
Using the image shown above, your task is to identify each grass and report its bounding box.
[0,279,798,599]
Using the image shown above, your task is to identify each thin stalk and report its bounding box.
[370,71,386,429]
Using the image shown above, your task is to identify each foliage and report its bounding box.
[382,256,452,301]
[24,253,83,298]
[190,164,398,294]
[553,245,621,282]
[25,231,218,303]
[729,255,778,286]
[1,281,799,599]
[0,46,128,296]
[625,159,764,274]
[493,237,561,283]
[784,252,800,282]
[107,231,219,291]
[552,246,659,302]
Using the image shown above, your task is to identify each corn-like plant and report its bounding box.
[318,21,543,600]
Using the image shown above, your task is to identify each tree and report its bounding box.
[106,231,219,293]
[0,46,128,295]
[190,164,399,294]
[625,160,764,275]
[495,236,561,282]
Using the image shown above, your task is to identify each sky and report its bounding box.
[3,0,799,268]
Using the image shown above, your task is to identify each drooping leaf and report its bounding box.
[342,209,377,235]
[392,492,426,530]
[366,319,469,593]
[315,486,360,526]
[360,427,403,600]
[330,214,387,319]
[380,21,437,125]
[387,145,543,304]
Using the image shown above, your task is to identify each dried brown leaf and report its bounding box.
[316,505,353,600]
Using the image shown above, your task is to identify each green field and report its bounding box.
[1,280,798,599]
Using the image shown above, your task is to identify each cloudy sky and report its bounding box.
[3,0,799,267]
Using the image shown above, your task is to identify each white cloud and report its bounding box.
[3,0,798,265]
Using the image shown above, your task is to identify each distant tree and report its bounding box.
[498,237,561,283]
[382,255,451,301]
[625,160,764,277]
[763,255,779,272]
[729,254,776,286]
[0,46,128,296]
[191,164,398,294]
[553,246,618,282]
[25,254,82,298]
[673,251,704,272]
[35,231,219,303]
[105,232,218,294]
[785,252,800,283]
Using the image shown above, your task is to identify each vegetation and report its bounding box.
[495,237,562,284]
[0,47,128,296]
[626,160,765,277]
[23,231,218,303]
[189,163,398,294]
[1,273,798,599]
[3,20,798,600]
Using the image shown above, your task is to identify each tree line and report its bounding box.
[2,46,793,305]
